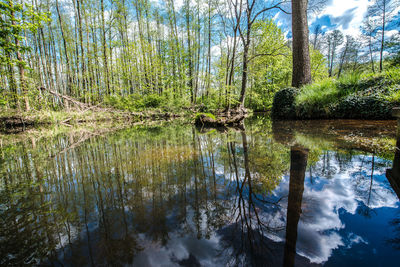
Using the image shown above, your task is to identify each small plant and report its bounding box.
[194,112,216,121]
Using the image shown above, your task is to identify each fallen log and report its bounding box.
[195,113,246,128]
[38,86,91,111]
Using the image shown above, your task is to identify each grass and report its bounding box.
[297,68,400,106]
[292,67,400,119]
[296,78,338,108]
[296,72,365,106]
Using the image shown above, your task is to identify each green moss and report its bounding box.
[194,112,216,120]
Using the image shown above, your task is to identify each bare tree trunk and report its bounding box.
[185,0,194,103]
[291,0,311,88]
[369,35,375,73]
[283,146,308,267]
[101,0,110,95]
[56,0,72,95]
[238,39,249,108]
[10,2,29,111]
[379,0,386,72]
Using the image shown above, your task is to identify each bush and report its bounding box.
[104,93,166,111]
[271,67,400,120]
[143,94,163,108]
[333,95,393,119]
[271,88,299,119]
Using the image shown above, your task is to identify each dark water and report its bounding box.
[1,116,400,266]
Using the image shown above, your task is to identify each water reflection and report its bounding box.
[386,133,400,200]
[284,147,308,267]
[386,129,400,250]
[1,119,400,266]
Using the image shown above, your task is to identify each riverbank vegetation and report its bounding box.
[272,65,400,119]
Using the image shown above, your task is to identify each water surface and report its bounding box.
[1,117,400,266]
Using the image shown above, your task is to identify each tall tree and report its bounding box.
[233,0,287,108]
[367,0,399,71]
[325,30,343,77]
[291,0,311,88]
[361,17,377,73]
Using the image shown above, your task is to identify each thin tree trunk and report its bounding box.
[10,1,29,111]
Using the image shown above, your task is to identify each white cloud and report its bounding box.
[310,0,370,36]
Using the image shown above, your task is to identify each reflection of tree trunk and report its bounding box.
[387,127,400,200]
[368,154,375,205]
[283,146,308,267]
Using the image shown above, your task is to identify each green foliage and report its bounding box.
[104,93,166,111]
[246,20,291,111]
[271,87,299,119]
[310,46,328,82]
[196,92,221,112]
[0,88,7,107]
[0,1,48,67]
[244,20,328,111]
[194,112,216,120]
[333,95,393,119]
[384,67,400,84]
[274,68,400,119]
[296,79,337,109]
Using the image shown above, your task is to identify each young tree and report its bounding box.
[0,0,45,110]
[325,29,343,77]
[361,17,378,73]
[337,35,357,78]
[232,0,287,108]
[367,0,399,71]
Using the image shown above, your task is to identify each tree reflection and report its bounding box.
[218,131,285,266]
[387,128,400,249]
[3,119,398,265]
[283,146,308,267]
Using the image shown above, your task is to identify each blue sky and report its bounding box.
[275,0,400,38]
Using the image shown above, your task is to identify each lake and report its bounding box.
[1,116,400,266]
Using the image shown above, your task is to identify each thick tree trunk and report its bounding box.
[283,146,308,267]
[291,0,311,88]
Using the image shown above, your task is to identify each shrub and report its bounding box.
[271,87,299,119]
[333,95,393,119]
[104,93,166,111]
[143,94,163,108]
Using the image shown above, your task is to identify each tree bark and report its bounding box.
[291,0,311,88]
[379,0,386,72]
[10,2,29,111]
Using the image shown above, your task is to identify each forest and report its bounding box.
[0,0,399,120]
[3,1,400,266]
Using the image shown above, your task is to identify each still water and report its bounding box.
[1,116,400,266]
